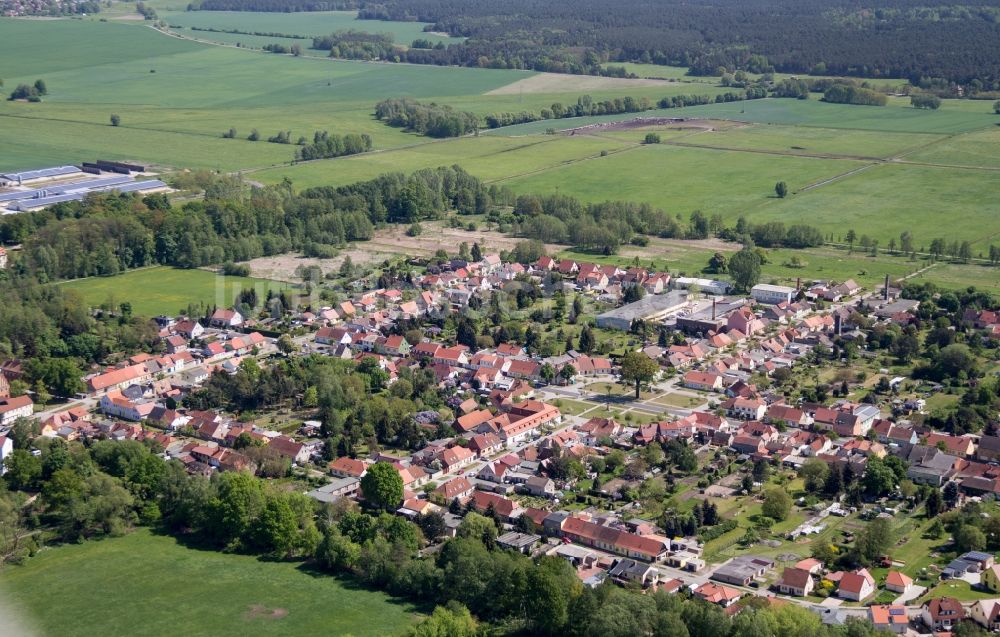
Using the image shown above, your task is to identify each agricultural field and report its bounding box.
[602,62,911,90]
[502,143,867,224]
[57,266,291,317]
[162,10,464,45]
[905,126,1000,169]
[0,529,419,637]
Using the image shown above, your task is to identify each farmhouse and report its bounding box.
[0,395,34,426]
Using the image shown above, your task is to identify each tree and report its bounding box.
[943,481,960,507]
[862,457,897,497]
[925,488,944,516]
[762,487,792,521]
[644,133,661,144]
[955,524,986,553]
[3,449,41,490]
[578,325,595,353]
[845,229,857,251]
[995,100,1000,114]
[800,458,829,493]
[457,512,497,547]
[360,462,404,510]
[406,603,478,637]
[774,181,788,198]
[707,252,728,273]
[619,350,659,399]
[857,517,893,562]
[276,334,295,354]
[728,246,762,292]
[110,114,121,127]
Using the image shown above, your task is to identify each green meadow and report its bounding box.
[57,266,291,317]
[0,529,419,637]
[163,10,464,45]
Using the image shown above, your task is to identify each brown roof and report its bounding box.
[779,567,812,590]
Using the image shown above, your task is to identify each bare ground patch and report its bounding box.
[487,73,677,95]
[245,604,289,620]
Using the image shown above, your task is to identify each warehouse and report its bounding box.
[672,277,731,296]
[596,291,689,330]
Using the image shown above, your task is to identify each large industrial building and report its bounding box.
[0,162,168,213]
[596,291,689,330]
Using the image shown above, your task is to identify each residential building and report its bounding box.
[921,597,965,631]
[838,568,876,602]
[776,567,814,596]
[0,395,34,426]
[868,605,909,634]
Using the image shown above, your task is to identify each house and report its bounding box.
[86,363,150,395]
[983,564,1000,593]
[522,476,556,498]
[456,409,494,433]
[776,567,814,597]
[173,319,205,340]
[683,371,723,392]
[435,476,475,502]
[496,531,540,555]
[969,599,1000,632]
[921,597,965,631]
[470,491,523,522]
[578,417,622,445]
[269,435,310,464]
[977,435,1000,462]
[209,308,243,328]
[329,456,368,478]
[712,555,774,586]
[731,397,767,421]
[868,605,909,634]
[885,570,913,594]
[609,558,660,587]
[693,582,743,607]
[838,568,875,601]
[0,395,34,426]
[440,445,476,473]
[307,477,360,503]
[477,461,509,483]
[469,432,503,457]
[560,516,668,562]
[99,390,154,422]
[906,446,962,486]
[795,558,824,574]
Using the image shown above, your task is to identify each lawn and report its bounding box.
[651,393,706,409]
[57,266,291,317]
[0,529,419,637]
[550,398,600,416]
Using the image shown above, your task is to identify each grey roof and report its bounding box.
[306,477,359,503]
[496,531,540,549]
[596,290,688,324]
[7,180,166,211]
[1,165,78,182]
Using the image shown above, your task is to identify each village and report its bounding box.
[2,245,1000,636]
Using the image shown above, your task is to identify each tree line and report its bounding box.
[311,29,395,60]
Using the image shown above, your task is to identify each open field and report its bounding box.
[502,143,867,222]
[486,72,677,95]
[162,10,463,45]
[0,529,419,637]
[57,266,291,317]
[490,97,998,136]
[256,134,632,188]
[603,62,911,90]
[761,162,1000,248]
[678,124,944,159]
[906,126,1000,169]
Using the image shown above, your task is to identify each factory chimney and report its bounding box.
[883,274,890,301]
[834,312,842,336]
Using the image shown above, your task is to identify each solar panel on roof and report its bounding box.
[889,608,904,615]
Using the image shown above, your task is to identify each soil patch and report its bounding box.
[245,604,289,620]
[487,73,676,95]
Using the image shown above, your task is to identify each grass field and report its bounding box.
[490,97,998,136]
[603,62,911,90]
[502,143,866,221]
[0,529,419,637]
[906,126,1000,169]
[679,124,943,159]
[163,10,463,45]
[57,266,291,317]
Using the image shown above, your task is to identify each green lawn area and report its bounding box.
[550,398,600,416]
[57,266,291,317]
[0,529,419,637]
[918,579,996,604]
[650,393,705,409]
